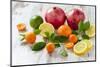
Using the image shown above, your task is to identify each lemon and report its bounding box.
[73,41,88,55]
[82,39,93,51]
[39,23,55,37]
[85,24,95,37]
[73,39,93,56]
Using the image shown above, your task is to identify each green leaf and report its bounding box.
[50,33,55,38]
[19,33,25,36]
[84,21,90,30]
[54,43,60,48]
[78,39,81,42]
[45,33,68,43]
[59,49,68,57]
[32,42,46,51]
[49,33,56,42]
[19,33,25,41]
[53,36,68,43]
[72,30,78,35]
[45,32,50,38]
[78,21,90,32]
[82,34,89,39]
[78,21,84,32]
[34,29,41,35]
[18,35,25,41]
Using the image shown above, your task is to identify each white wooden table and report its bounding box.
[12,1,96,66]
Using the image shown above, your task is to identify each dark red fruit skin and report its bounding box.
[71,9,85,24]
[67,16,78,30]
[66,9,85,30]
[45,7,66,29]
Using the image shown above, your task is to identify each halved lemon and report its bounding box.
[85,24,95,37]
[73,41,88,55]
[82,39,93,51]
[39,23,55,37]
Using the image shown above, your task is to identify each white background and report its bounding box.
[0,0,100,67]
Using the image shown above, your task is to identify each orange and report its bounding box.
[46,43,55,54]
[25,32,36,44]
[17,23,26,31]
[57,25,72,37]
[69,34,78,43]
[65,42,74,49]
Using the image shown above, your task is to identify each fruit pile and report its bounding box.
[17,7,95,57]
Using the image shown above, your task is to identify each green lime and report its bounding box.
[30,15,43,29]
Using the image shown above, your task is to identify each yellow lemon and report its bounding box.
[85,24,95,37]
[82,39,93,51]
[39,23,55,37]
[73,41,88,56]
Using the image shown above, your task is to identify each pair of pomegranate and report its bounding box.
[45,7,85,30]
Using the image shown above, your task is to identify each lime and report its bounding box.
[39,23,55,37]
[30,16,43,29]
[85,24,95,37]
[73,41,88,55]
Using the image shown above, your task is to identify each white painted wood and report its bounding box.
[12,1,96,66]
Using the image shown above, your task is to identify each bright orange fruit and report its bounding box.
[57,25,72,37]
[17,23,26,31]
[25,32,36,44]
[46,43,55,54]
[69,34,78,43]
[65,42,74,49]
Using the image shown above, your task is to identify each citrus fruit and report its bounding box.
[82,39,93,51]
[25,32,36,44]
[57,25,72,37]
[30,16,43,29]
[73,41,88,55]
[17,23,26,31]
[39,23,55,37]
[65,42,74,49]
[69,34,78,43]
[46,42,55,54]
[85,24,95,37]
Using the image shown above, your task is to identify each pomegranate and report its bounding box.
[66,8,85,30]
[45,7,66,29]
